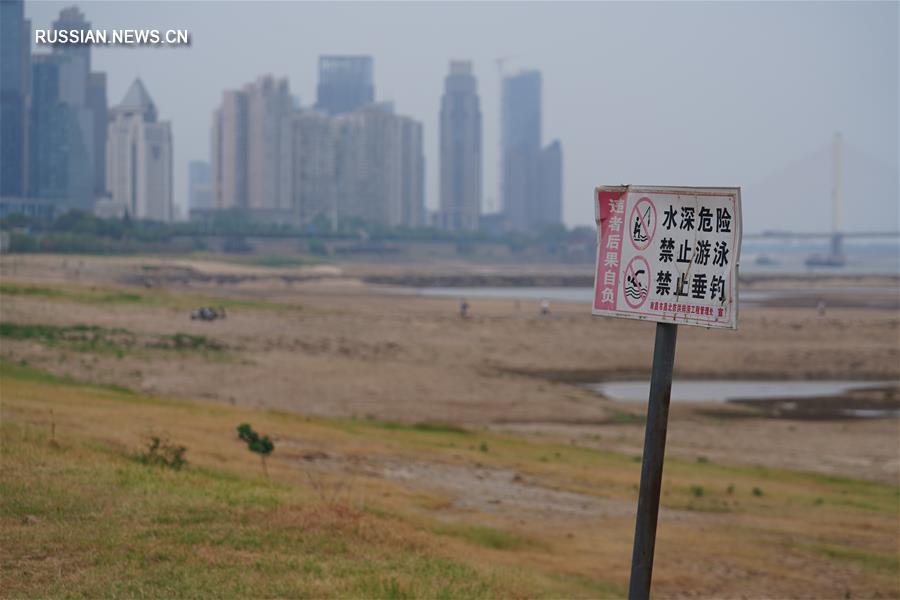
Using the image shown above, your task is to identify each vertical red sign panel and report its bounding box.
[594,189,626,312]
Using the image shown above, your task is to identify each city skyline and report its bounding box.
[209,66,426,230]
[16,1,900,233]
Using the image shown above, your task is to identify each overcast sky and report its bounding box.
[25,1,899,232]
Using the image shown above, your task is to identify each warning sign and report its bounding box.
[593,186,742,329]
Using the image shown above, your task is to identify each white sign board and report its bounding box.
[592,186,742,329]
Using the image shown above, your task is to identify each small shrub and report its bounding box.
[237,423,275,477]
[479,441,489,453]
[752,487,764,497]
[726,484,735,494]
[137,435,187,470]
[690,485,705,498]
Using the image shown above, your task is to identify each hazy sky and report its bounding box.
[25,1,899,232]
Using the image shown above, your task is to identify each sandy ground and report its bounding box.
[1,254,898,485]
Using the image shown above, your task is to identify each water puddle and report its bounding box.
[589,380,900,419]
[589,380,888,403]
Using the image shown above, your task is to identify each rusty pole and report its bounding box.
[628,322,678,599]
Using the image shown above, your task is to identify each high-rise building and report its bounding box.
[25,6,107,210]
[315,56,374,115]
[51,7,91,72]
[501,69,563,231]
[502,70,541,155]
[398,115,425,228]
[50,6,101,199]
[211,76,292,216]
[211,90,247,210]
[87,72,107,195]
[288,110,338,229]
[438,61,481,231]
[245,75,293,211]
[106,79,173,221]
[188,160,212,211]
[28,53,93,209]
[1,0,29,197]
[334,106,424,228]
[210,67,422,229]
[539,141,562,226]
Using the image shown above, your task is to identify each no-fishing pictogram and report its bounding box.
[630,197,656,251]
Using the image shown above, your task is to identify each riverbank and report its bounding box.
[0,254,898,485]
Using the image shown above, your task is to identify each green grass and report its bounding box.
[803,543,900,573]
[0,321,226,357]
[246,255,317,268]
[0,281,302,313]
[190,253,324,269]
[151,333,224,352]
[0,361,626,598]
[0,322,132,353]
[0,283,64,298]
[609,410,645,425]
[2,360,896,598]
[1,282,150,305]
[374,421,472,435]
[433,523,541,551]
[0,422,508,599]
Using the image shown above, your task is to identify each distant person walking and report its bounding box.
[459,298,470,319]
[540,298,551,316]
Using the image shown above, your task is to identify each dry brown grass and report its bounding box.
[2,361,898,598]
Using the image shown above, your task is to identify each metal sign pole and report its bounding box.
[628,322,678,600]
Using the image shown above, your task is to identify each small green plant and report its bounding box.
[237,423,275,477]
[726,484,735,495]
[137,435,187,470]
[690,485,705,498]
[752,487,764,497]
[479,441,489,453]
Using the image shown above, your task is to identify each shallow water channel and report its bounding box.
[588,380,891,404]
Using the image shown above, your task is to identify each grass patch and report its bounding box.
[0,280,302,314]
[433,523,539,551]
[2,360,898,597]
[1,321,227,357]
[0,283,64,298]
[804,543,900,573]
[610,410,645,425]
[546,571,626,599]
[0,282,153,305]
[370,421,471,436]
[0,420,511,599]
[0,322,132,353]
[134,435,188,470]
[246,255,317,268]
[151,333,225,352]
